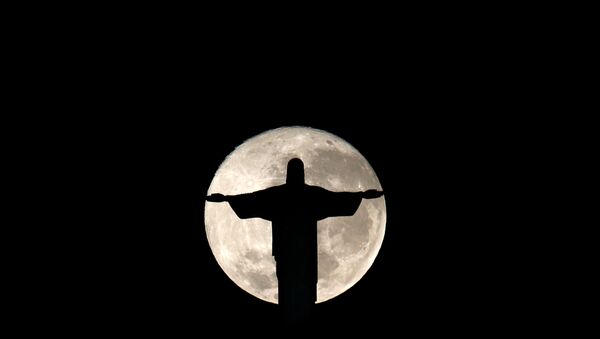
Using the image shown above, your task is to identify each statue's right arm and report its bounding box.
[206,193,228,202]
[208,188,276,220]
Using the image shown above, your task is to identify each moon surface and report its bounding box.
[205,127,386,303]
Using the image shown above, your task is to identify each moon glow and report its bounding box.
[205,127,386,303]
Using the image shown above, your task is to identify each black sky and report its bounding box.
[42,33,546,333]
[70,108,531,336]
[20,12,567,335]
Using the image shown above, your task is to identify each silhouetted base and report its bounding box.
[279,287,314,327]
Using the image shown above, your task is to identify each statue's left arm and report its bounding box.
[315,188,384,219]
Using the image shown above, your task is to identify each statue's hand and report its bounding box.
[363,189,384,199]
[206,193,227,202]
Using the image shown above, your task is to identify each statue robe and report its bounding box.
[226,184,364,305]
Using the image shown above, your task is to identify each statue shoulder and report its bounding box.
[305,184,332,196]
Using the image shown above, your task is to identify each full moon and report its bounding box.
[205,127,386,303]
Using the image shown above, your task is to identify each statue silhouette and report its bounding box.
[206,158,384,325]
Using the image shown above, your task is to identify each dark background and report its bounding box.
[11,5,577,334]
[33,29,551,334]
[68,110,536,335]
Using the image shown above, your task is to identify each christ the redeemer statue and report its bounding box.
[206,158,384,324]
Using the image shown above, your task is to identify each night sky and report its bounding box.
[49,72,538,336]
[87,111,526,335]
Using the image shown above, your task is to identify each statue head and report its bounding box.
[286,158,305,187]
